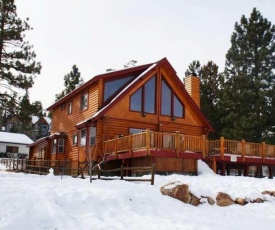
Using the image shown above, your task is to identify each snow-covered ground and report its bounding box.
[0,161,275,230]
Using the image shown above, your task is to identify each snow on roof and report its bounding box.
[31,116,39,124]
[0,132,33,145]
[44,117,51,125]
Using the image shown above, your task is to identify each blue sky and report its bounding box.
[15,0,275,109]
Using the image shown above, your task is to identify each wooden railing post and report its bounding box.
[114,137,118,159]
[241,139,245,162]
[120,165,124,180]
[175,131,180,157]
[146,129,151,155]
[151,164,155,185]
[220,137,225,160]
[129,134,133,157]
[212,157,217,173]
[262,142,266,163]
[202,135,206,158]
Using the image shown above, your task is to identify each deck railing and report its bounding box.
[209,137,275,161]
[103,130,206,158]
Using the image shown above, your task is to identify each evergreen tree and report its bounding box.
[55,65,83,101]
[185,60,224,139]
[0,0,41,104]
[221,8,275,143]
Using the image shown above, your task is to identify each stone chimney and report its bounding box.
[184,73,200,108]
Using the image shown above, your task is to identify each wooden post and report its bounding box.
[221,162,226,176]
[268,166,273,179]
[120,165,124,180]
[212,157,217,173]
[97,167,101,179]
[244,165,248,177]
[262,142,266,163]
[175,131,180,157]
[151,164,155,185]
[146,129,151,155]
[220,137,225,160]
[202,135,206,158]
[114,137,118,159]
[129,134,133,157]
[241,140,245,162]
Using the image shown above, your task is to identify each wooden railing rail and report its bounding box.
[208,137,275,161]
[103,130,206,157]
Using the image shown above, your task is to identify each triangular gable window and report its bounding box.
[104,75,135,102]
[130,75,156,114]
[161,78,185,118]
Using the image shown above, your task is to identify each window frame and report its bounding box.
[130,75,156,114]
[79,128,87,146]
[58,139,64,153]
[80,92,88,111]
[161,78,185,118]
[89,127,97,145]
[72,133,78,146]
[51,139,57,154]
[6,146,19,153]
[67,101,73,115]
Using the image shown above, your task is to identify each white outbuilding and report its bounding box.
[0,132,33,158]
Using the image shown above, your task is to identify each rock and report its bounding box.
[253,198,265,203]
[262,191,275,197]
[216,192,234,207]
[207,196,215,205]
[190,193,201,206]
[160,182,191,204]
[235,198,248,206]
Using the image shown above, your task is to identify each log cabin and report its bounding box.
[29,58,214,175]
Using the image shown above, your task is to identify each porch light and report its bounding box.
[172,116,176,121]
[142,112,147,117]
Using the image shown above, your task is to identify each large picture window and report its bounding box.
[130,75,156,114]
[161,79,184,118]
[104,75,135,102]
[6,146,18,153]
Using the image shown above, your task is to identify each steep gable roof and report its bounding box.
[75,57,214,132]
[47,63,152,111]
[0,132,33,145]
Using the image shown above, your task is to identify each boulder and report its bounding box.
[235,198,248,206]
[190,193,201,206]
[207,196,215,205]
[252,198,265,203]
[160,182,191,204]
[262,190,275,197]
[216,192,234,207]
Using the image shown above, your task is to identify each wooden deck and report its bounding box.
[103,130,206,161]
[208,137,275,178]
[102,132,275,178]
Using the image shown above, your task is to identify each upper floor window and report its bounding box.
[60,103,66,111]
[67,101,72,114]
[104,75,135,102]
[161,79,184,118]
[130,75,156,114]
[80,93,88,110]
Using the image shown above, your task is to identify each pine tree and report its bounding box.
[185,60,224,139]
[0,0,41,104]
[221,8,275,143]
[55,65,83,101]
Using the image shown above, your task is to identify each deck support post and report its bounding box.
[268,166,273,179]
[212,157,217,174]
[221,162,226,176]
[243,165,248,176]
